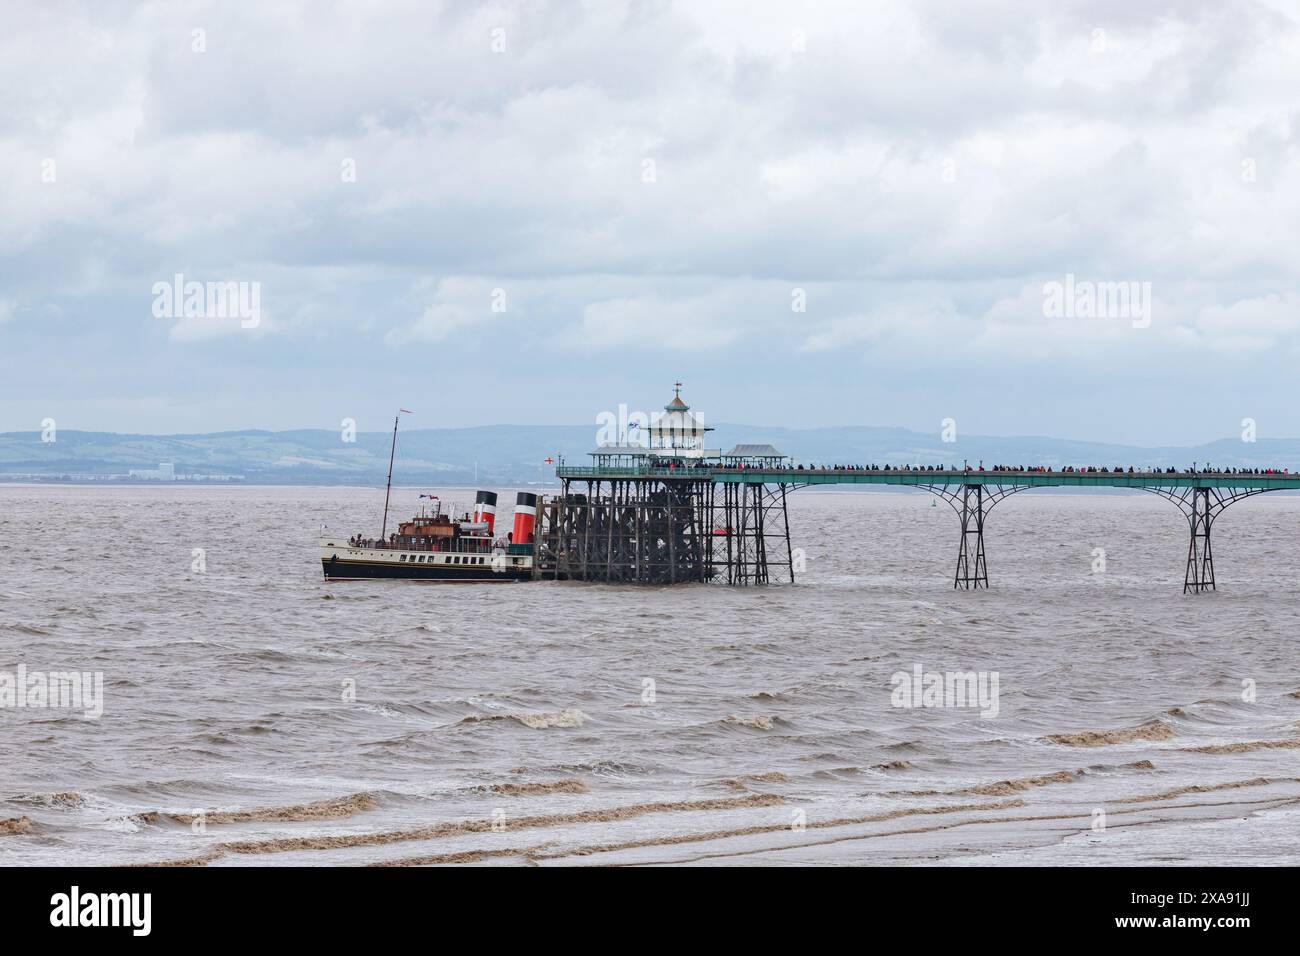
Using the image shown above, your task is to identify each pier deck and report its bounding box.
[557,465,1300,491]
[547,466,1298,592]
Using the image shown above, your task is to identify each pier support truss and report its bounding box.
[920,482,1028,589]
[711,481,796,586]
[1144,485,1277,593]
[535,478,794,585]
[537,478,711,584]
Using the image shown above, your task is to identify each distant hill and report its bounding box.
[2,425,1297,485]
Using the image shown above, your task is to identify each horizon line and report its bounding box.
[1,423,1294,451]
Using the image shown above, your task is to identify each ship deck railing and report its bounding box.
[340,542,498,552]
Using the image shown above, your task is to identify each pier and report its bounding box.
[531,388,1300,592]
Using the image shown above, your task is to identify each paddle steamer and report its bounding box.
[319,412,537,582]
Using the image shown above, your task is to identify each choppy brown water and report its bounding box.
[2,484,1298,866]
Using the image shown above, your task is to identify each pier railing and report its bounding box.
[555,465,1300,490]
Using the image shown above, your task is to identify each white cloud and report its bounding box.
[566,295,744,351]
[384,277,515,345]
[4,0,1300,437]
[1190,293,1300,352]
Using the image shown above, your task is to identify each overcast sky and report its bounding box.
[3,0,1299,444]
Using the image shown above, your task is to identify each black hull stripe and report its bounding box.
[322,560,531,582]
[323,577,520,584]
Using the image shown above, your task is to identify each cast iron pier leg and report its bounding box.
[954,483,989,589]
[1185,486,1215,593]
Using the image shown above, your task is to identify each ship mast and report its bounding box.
[380,410,404,541]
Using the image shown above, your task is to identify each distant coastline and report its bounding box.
[4,424,1298,486]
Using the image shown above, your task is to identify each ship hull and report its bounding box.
[319,538,532,582]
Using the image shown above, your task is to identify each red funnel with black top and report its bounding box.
[473,490,498,535]
[511,492,538,545]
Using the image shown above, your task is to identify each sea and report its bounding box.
[2,484,1297,866]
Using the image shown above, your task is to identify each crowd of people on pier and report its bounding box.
[709,462,1293,475]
